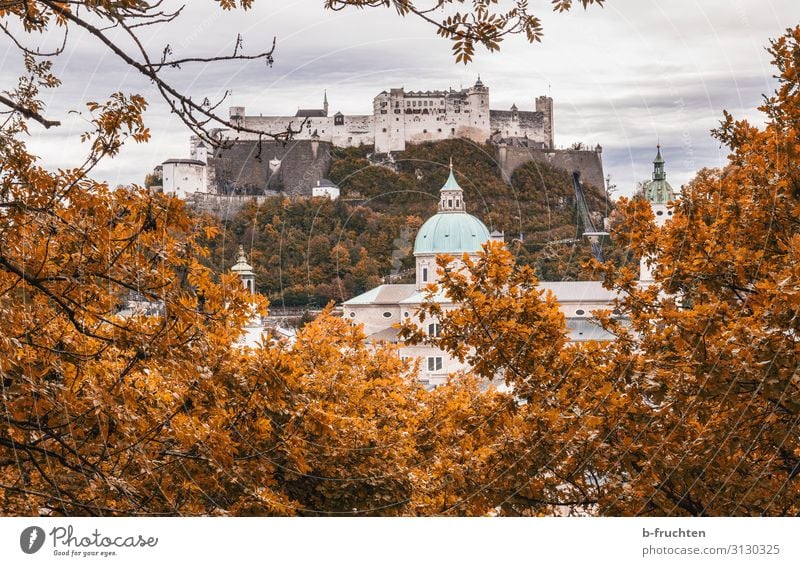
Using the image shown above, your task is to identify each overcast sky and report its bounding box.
[4,0,799,196]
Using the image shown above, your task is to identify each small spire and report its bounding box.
[449,156,453,172]
[237,245,247,264]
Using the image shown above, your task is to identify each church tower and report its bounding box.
[323,90,329,117]
[231,245,256,293]
[439,158,466,213]
[640,145,675,281]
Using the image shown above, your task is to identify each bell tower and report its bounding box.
[231,245,256,293]
[439,158,466,213]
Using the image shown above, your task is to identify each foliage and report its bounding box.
[198,139,621,307]
[593,26,800,515]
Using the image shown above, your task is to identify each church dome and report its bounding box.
[414,212,490,255]
[413,162,490,255]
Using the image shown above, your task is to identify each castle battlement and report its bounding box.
[220,77,553,154]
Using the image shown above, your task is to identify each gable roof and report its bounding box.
[295,109,326,117]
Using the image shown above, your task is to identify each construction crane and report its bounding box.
[572,171,609,262]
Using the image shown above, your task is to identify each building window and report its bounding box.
[404,311,410,318]
[422,267,428,282]
[448,199,452,207]
[455,199,460,207]
[382,311,392,318]
[349,312,355,318]
[427,357,443,372]
[656,210,664,216]
[576,309,585,316]
[334,114,344,126]
[428,323,440,337]
[382,128,387,132]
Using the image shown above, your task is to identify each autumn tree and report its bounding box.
[400,243,632,515]
[594,25,800,516]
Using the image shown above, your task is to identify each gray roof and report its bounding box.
[344,284,417,305]
[537,281,619,303]
[295,109,326,117]
[162,158,206,166]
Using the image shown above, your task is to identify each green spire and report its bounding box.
[439,158,465,212]
[653,144,666,181]
[442,157,461,191]
[644,144,674,204]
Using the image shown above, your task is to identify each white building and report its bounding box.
[220,77,553,154]
[161,157,207,198]
[311,179,341,200]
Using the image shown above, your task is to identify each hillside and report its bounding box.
[195,139,634,307]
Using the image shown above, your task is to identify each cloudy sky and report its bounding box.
[4,0,799,196]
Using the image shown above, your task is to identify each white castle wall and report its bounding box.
[218,81,553,154]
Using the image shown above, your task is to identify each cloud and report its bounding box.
[2,0,796,194]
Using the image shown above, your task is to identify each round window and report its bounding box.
[349,312,355,318]
[382,312,392,318]
[576,309,585,316]
[404,311,410,318]
[656,210,664,216]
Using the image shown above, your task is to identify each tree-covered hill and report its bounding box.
[196,139,633,307]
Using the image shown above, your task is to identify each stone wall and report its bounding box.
[209,139,334,196]
[186,193,281,219]
[497,145,606,190]
[489,110,546,141]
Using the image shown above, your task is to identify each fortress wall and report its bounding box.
[187,193,280,218]
[490,110,546,141]
[209,139,333,196]
[329,115,374,147]
[498,147,606,191]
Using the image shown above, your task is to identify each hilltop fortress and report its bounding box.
[219,76,553,153]
[157,77,604,201]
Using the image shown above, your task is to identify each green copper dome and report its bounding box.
[414,212,491,255]
[414,160,490,255]
[644,145,674,204]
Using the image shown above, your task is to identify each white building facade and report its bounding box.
[217,77,554,154]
